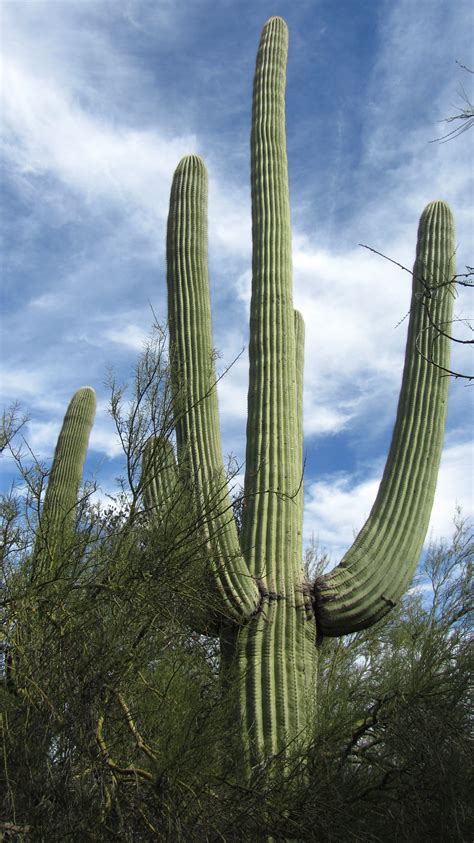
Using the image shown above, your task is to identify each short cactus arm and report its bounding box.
[34,386,96,573]
[166,155,259,623]
[315,201,456,635]
[141,437,178,515]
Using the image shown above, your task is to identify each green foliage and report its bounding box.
[2,441,472,841]
[2,457,225,839]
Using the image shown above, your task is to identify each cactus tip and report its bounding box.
[422,198,453,216]
[264,15,288,28]
[176,153,206,172]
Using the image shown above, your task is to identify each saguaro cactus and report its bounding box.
[34,386,96,575]
[146,16,456,771]
[6,387,95,694]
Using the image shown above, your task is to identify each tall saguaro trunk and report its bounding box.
[231,17,317,765]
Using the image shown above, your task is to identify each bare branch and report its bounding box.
[359,244,473,380]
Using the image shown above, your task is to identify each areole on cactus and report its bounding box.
[38,16,455,773]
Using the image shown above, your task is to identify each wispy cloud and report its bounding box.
[304,437,473,563]
[102,324,150,352]
[1,0,472,551]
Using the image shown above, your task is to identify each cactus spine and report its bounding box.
[155,16,456,770]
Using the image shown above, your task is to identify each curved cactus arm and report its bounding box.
[141,436,178,515]
[315,201,456,636]
[166,155,259,624]
[34,386,96,573]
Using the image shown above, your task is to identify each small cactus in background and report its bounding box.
[143,16,456,771]
[34,386,96,576]
[6,387,95,695]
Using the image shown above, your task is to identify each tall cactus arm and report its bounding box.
[241,17,302,594]
[235,18,315,759]
[166,155,259,623]
[34,386,96,572]
[315,201,456,636]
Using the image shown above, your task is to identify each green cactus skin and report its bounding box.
[34,386,96,574]
[166,154,260,623]
[315,200,456,635]
[231,17,317,762]
[159,15,456,771]
[142,436,178,516]
[294,309,305,550]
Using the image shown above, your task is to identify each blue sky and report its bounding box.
[1,0,473,563]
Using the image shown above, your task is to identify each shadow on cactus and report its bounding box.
[32,16,456,777]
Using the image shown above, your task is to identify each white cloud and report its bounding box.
[294,239,411,435]
[0,368,49,401]
[29,291,71,312]
[1,0,472,559]
[304,471,381,562]
[428,439,474,540]
[26,420,62,458]
[102,324,150,352]
[2,59,196,217]
[88,420,123,460]
[303,437,473,562]
[215,338,249,422]
[21,397,120,461]
[304,405,356,437]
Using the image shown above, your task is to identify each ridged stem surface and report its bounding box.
[34,386,96,573]
[316,200,456,635]
[167,155,259,622]
[234,17,316,765]
[294,309,305,540]
[142,437,178,515]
